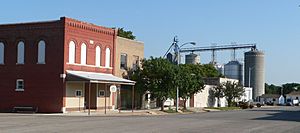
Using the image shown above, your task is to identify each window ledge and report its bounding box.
[37,62,46,64]
[15,89,24,92]
[16,63,24,65]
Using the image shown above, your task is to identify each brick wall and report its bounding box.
[0,20,65,112]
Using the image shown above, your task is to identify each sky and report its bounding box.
[1,0,300,85]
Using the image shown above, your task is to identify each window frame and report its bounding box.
[0,42,4,64]
[17,41,25,64]
[132,55,139,70]
[68,41,76,64]
[75,90,83,97]
[15,79,24,91]
[120,53,127,70]
[105,48,111,68]
[95,46,101,67]
[80,43,87,65]
[37,40,46,64]
[98,89,105,97]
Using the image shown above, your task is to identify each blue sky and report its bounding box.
[1,0,300,85]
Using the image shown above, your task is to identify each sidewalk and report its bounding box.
[41,107,207,116]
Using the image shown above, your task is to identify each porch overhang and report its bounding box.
[66,70,135,85]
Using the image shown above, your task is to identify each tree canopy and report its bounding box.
[178,64,205,109]
[265,83,300,95]
[117,28,136,40]
[130,57,221,110]
[131,57,177,110]
[223,81,244,107]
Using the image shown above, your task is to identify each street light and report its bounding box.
[173,36,196,112]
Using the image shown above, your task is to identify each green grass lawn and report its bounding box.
[204,107,240,111]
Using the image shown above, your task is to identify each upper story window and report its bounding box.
[105,48,110,68]
[17,41,25,64]
[95,46,101,67]
[37,40,46,64]
[81,43,87,65]
[0,42,4,64]
[16,79,24,91]
[133,55,139,70]
[68,41,75,64]
[120,53,127,70]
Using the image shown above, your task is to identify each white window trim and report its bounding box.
[15,79,24,91]
[75,90,83,97]
[105,48,111,68]
[66,62,112,69]
[17,41,25,65]
[98,89,105,97]
[37,40,46,64]
[68,41,76,64]
[80,43,87,65]
[0,42,4,65]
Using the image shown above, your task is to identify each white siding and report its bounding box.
[17,41,25,64]
[81,43,86,65]
[38,40,46,64]
[69,41,75,64]
[0,42,4,64]
[105,48,110,67]
[95,46,101,67]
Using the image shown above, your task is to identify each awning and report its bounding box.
[66,70,135,85]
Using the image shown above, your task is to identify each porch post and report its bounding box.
[119,86,121,113]
[88,82,91,116]
[132,85,135,113]
[105,84,107,114]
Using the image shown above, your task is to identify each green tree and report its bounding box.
[212,84,225,107]
[265,83,281,94]
[223,81,244,107]
[117,28,136,40]
[282,83,300,94]
[133,57,177,111]
[178,64,205,109]
[201,64,220,77]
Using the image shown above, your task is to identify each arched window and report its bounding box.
[0,42,4,64]
[69,41,75,64]
[17,41,25,64]
[38,40,46,64]
[105,48,110,68]
[95,46,101,67]
[80,43,86,65]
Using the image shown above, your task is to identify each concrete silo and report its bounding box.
[224,61,243,84]
[185,53,200,64]
[244,49,265,100]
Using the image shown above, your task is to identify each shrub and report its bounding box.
[249,104,254,109]
[239,102,249,109]
[256,103,262,108]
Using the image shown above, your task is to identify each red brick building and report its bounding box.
[0,17,135,113]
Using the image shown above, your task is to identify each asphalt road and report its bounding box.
[0,106,300,133]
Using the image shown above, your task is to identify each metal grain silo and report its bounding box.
[244,49,265,100]
[185,53,200,64]
[224,61,243,84]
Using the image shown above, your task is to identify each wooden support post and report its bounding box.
[105,84,107,114]
[119,86,121,113]
[132,85,135,113]
[88,82,91,116]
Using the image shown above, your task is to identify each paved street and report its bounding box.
[0,106,299,133]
